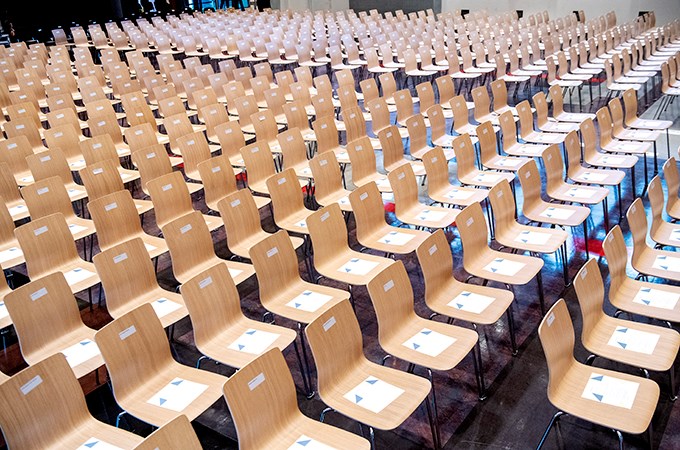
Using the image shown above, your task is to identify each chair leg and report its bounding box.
[426,368,441,448]
[195,355,209,369]
[115,410,128,428]
[423,392,440,449]
[536,269,546,315]
[669,363,677,401]
[614,429,625,450]
[297,323,315,399]
[535,410,565,450]
[507,307,518,356]
[292,339,313,398]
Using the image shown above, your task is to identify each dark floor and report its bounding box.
[1,75,680,450]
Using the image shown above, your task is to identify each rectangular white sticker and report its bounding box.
[30,287,48,301]
[248,373,265,391]
[113,252,128,263]
[20,375,43,395]
[119,325,136,340]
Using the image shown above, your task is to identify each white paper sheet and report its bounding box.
[607,326,660,355]
[343,377,405,414]
[8,204,27,216]
[151,298,182,318]
[144,242,157,253]
[473,172,501,183]
[632,287,680,310]
[287,435,335,450]
[402,328,456,357]
[337,258,379,276]
[378,231,415,246]
[416,209,449,222]
[228,328,280,355]
[669,229,680,243]
[228,267,243,279]
[601,156,625,165]
[565,187,596,199]
[77,438,124,450]
[540,207,575,220]
[580,172,609,182]
[497,158,522,167]
[445,189,474,201]
[652,255,680,272]
[0,301,8,320]
[67,188,85,199]
[337,196,350,205]
[286,290,333,313]
[147,378,208,412]
[63,267,96,285]
[68,223,88,235]
[514,230,551,245]
[0,246,21,264]
[447,291,495,314]
[483,258,525,276]
[294,219,308,229]
[581,372,640,409]
[61,339,100,368]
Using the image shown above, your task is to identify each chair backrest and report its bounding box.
[93,238,160,318]
[278,128,309,171]
[221,348,300,449]
[133,415,201,450]
[415,228,458,301]
[601,225,629,297]
[161,211,217,283]
[309,151,345,202]
[366,261,419,345]
[21,175,77,221]
[366,97,392,132]
[542,144,567,194]
[180,263,244,352]
[456,201,490,269]
[43,123,83,163]
[306,203,350,268]
[626,198,649,264]
[240,141,276,189]
[251,109,279,146]
[450,95,471,131]
[420,146,452,194]
[663,158,680,218]
[146,171,193,230]
[80,134,122,168]
[538,299,576,402]
[548,84,567,117]
[348,181,389,241]
[266,168,308,226]
[488,178,517,234]
[176,131,211,179]
[249,230,306,304]
[14,213,78,278]
[378,125,406,168]
[516,100,535,138]
[125,123,160,153]
[87,189,145,251]
[197,155,237,211]
[452,134,479,179]
[573,258,607,340]
[25,148,76,187]
[217,189,267,257]
[471,86,492,122]
[435,75,455,104]
[313,115,341,154]
[304,299,364,398]
[0,354,100,448]
[0,135,33,179]
[387,163,419,215]
[130,144,173,196]
[622,88,639,127]
[491,79,510,113]
[95,303,174,406]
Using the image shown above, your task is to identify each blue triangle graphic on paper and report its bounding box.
[295,303,302,308]
[390,232,397,235]
[491,268,498,272]
[593,393,603,402]
[421,330,432,335]
[297,440,311,447]
[522,239,528,243]
[494,258,504,262]
[641,288,651,293]
[413,343,420,350]
[157,298,166,303]
[661,266,669,270]
[384,240,391,243]
[618,342,627,349]
[642,299,651,305]
[351,258,359,263]
[659,256,667,260]
[303,291,311,296]
[246,330,256,335]
[345,268,352,272]
[366,379,378,385]
[592,375,604,381]
[80,341,91,346]
[461,292,471,296]
[617,328,628,333]
[171,379,183,386]
[355,395,363,403]
[456,303,464,309]
[84,441,98,448]
[238,344,245,350]
[159,398,167,405]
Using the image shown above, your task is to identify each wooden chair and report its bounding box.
[25,148,88,203]
[543,144,611,231]
[0,354,142,449]
[124,123,171,157]
[93,238,187,328]
[239,141,281,196]
[131,144,202,197]
[0,135,35,186]
[454,134,515,188]
[648,175,680,249]
[535,299,659,450]
[4,272,103,378]
[21,176,97,245]
[304,299,433,449]
[313,114,350,164]
[663,157,680,222]
[279,128,313,179]
[79,159,153,214]
[416,229,517,351]
[94,303,228,427]
[622,88,672,158]
[574,258,680,398]
[477,121,528,172]
[627,198,680,283]
[214,120,250,168]
[450,95,483,138]
[378,125,426,176]
[421,147,488,208]
[548,84,595,124]
[223,347,370,449]
[564,130,625,196]
[309,151,353,212]
[457,201,547,313]
[266,168,316,236]
[307,204,394,295]
[43,124,87,171]
[426,105,456,152]
[0,201,23,270]
[0,162,29,221]
[533,92,579,133]
[146,171,222,232]
[14,213,100,296]
[346,136,392,192]
[498,110,548,158]
[88,189,168,259]
[388,163,458,229]
[603,225,680,325]
[133,415,202,450]
[516,100,567,146]
[180,263,298,370]
[596,107,651,184]
[349,182,428,256]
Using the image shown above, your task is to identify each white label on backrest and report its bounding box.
[251,146,259,153]
[525,171,531,179]
[173,119,181,125]
[53,130,64,138]
[113,252,128,263]
[320,124,327,129]
[93,168,103,175]
[319,159,328,166]
[277,177,286,185]
[428,244,437,255]
[20,376,43,395]
[323,316,336,331]
[30,287,47,301]
[36,187,49,195]
[267,247,279,257]
[199,276,213,289]
[383,279,395,291]
[546,312,555,326]
[180,224,192,234]
[40,155,51,162]
[497,190,503,198]
[248,373,265,391]
[34,226,48,236]
[186,139,195,146]
[119,325,136,340]
[7,143,17,149]
[397,172,405,180]
[581,267,588,279]
[162,184,172,191]
[466,217,474,226]
[97,121,105,127]
[321,211,330,221]
[211,165,221,173]
[93,143,102,150]
[17,108,25,114]
[356,145,363,151]
[135,129,144,136]
[225,128,233,134]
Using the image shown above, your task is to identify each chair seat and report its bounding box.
[651,219,680,250]
[264,282,348,325]
[483,155,529,172]
[316,189,353,212]
[627,118,673,130]
[24,326,103,379]
[614,128,661,142]
[395,204,458,229]
[429,185,488,207]
[505,142,549,157]
[495,223,568,255]
[525,202,590,228]
[570,167,625,186]
[602,139,652,155]
[548,184,609,206]
[355,173,392,192]
[361,227,429,255]
[538,120,579,133]
[609,278,680,324]
[522,131,566,145]
[555,111,596,123]
[231,230,304,260]
[584,153,638,169]
[315,249,394,287]
[467,248,543,286]
[460,170,515,188]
